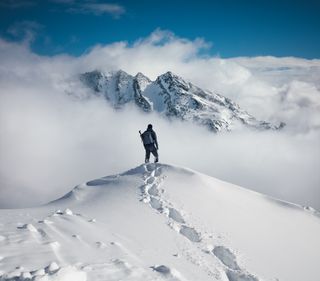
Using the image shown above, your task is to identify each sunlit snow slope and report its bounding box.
[0,164,319,281]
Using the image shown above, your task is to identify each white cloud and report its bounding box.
[7,21,44,45]
[51,0,126,17]
[79,3,125,16]
[0,31,319,211]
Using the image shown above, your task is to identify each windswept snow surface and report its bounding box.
[0,164,319,281]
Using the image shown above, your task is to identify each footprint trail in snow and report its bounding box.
[140,163,261,281]
[142,164,201,242]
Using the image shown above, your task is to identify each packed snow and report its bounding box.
[0,163,319,281]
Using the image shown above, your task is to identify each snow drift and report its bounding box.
[0,163,319,281]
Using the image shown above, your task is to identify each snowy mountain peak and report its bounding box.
[156,71,190,92]
[115,69,131,78]
[158,71,180,81]
[80,70,283,132]
[135,71,151,81]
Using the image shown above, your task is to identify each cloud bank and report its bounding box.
[0,30,319,210]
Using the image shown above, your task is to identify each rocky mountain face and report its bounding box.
[79,70,283,132]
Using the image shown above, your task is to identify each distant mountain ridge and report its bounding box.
[80,70,284,132]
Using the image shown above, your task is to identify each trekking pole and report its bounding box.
[139,130,143,143]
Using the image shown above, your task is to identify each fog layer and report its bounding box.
[0,31,319,209]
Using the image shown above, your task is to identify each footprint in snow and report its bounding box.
[145,163,157,172]
[151,265,171,275]
[151,265,183,280]
[154,167,162,177]
[146,176,156,184]
[147,184,159,196]
[168,208,185,224]
[213,246,260,281]
[149,197,163,211]
[226,270,259,281]
[212,246,240,271]
[179,225,201,242]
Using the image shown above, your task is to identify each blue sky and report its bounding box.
[0,0,319,58]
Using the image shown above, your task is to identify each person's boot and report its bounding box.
[154,157,159,163]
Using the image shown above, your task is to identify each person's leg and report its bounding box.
[151,146,159,163]
[145,147,151,163]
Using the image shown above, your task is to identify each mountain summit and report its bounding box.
[0,163,318,280]
[80,70,283,132]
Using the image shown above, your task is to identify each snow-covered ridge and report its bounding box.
[0,163,319,281]
[79,70,284,132]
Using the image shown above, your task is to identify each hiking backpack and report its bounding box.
[141,131,154,145]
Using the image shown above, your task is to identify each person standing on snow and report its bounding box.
[139,124,159,163]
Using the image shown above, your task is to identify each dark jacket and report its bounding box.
[142,128,158,149]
